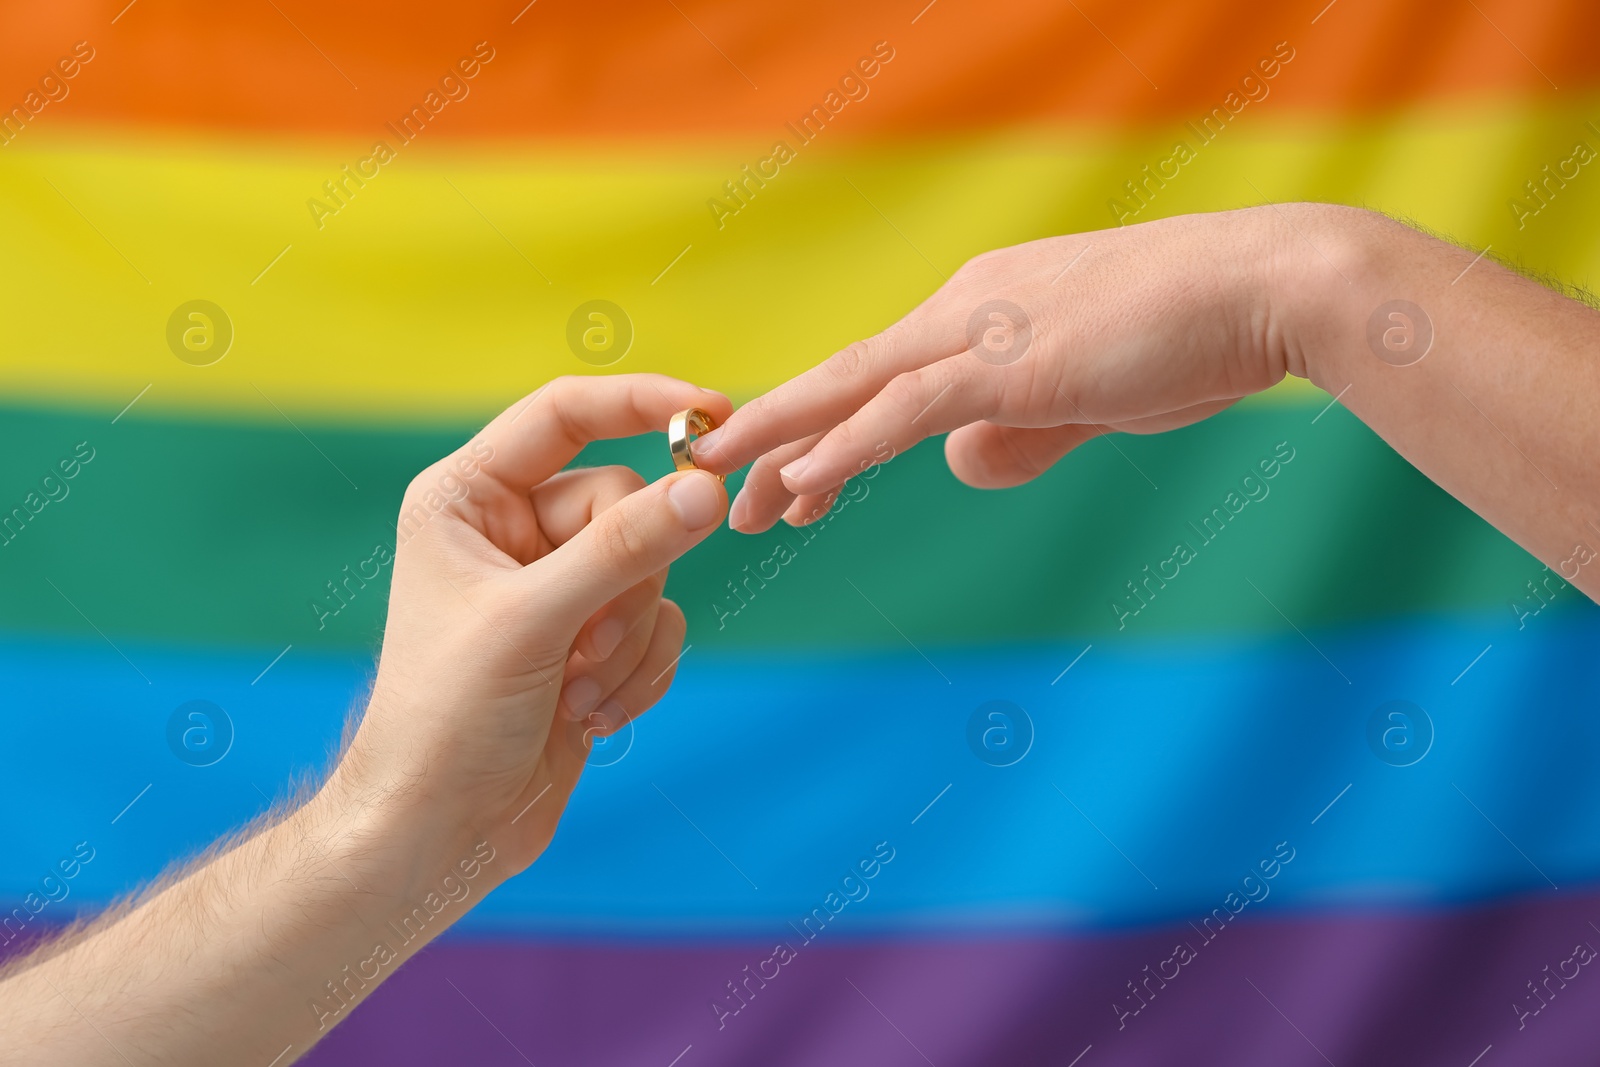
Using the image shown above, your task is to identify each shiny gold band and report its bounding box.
[668,407,723,481]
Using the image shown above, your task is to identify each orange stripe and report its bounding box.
[0,0,1592,142]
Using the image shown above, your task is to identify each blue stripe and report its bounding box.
[2,607,1598,935]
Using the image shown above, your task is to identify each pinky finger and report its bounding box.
[583,598,689,745]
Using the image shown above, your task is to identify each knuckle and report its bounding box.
[825,417,867,452]
[954,248,1005,283]
[544,376,582,429]
[719,396,771,442]
[401,462,445,508]
[732,393,771,421]
[879,370,932,420]
[826,339,875,383]
[595,511,652,568]
[875,319,910,355]
[752,445,798,480]
[536,375,577,416]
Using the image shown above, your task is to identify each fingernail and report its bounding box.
[563,676,601,720]
[592,618,626,660]
[728,488,751,531]
[596,699,627,731]
[689,427,721,459]
[780,454,811,483]
[668,471,723,529]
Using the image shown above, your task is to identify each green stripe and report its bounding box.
[0,401,1540,652]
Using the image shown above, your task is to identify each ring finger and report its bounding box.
[559,601,662,721]
[583,599,689,743]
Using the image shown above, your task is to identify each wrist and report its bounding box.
[151,773,508,1054]
[1256,201,1388,394]
[309,755,509,904]
[9,771,510,1064]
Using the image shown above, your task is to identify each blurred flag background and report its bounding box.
[2,0,1599,1063]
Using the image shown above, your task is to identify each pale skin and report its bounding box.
[695,204,1600,604]
[0,375,733,1065]
[2,205,1597,1064]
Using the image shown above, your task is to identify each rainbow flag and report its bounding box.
[3,0,1599,1062]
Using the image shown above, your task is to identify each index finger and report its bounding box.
[690,314,958,475]
[468,374,732,492]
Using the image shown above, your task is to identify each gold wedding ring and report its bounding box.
[669,407,724,482]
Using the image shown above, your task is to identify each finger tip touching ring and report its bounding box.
[669,408,726,483]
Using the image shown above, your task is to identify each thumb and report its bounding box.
[527,469,727,631]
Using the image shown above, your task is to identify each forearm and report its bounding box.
[0,768,501,1066]
[0,376,720,1063]
[1281,204,1600,600]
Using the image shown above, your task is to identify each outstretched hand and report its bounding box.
[692,206,1297,531]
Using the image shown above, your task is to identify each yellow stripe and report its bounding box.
[3,96,1598,424]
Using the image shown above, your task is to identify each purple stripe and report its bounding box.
[292,890,1600,1066]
